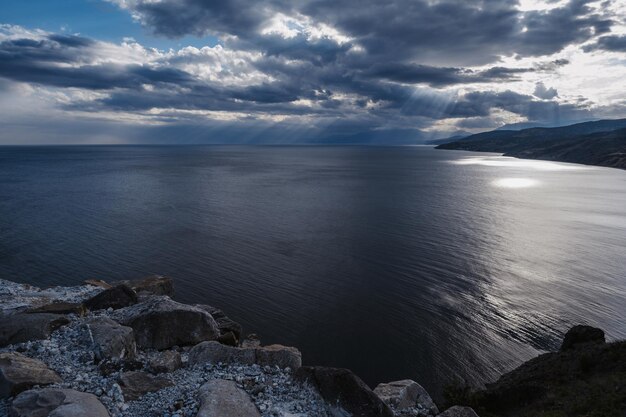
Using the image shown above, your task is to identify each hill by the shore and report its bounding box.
[435,119,626,170]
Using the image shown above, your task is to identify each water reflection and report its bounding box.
[1,146,625,401]
[492,178,539,188]
[452,156,589,171]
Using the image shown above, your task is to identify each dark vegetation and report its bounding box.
[442,326,626,417]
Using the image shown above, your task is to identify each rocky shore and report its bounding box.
[1,277,623,417]
[0,276,472,417]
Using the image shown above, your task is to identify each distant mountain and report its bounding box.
[436,119,626,169]
[425,132,472,145]
[495,119,596,131]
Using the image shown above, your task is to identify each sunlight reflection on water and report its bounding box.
[451,156,590,171]
[492,178,540,188]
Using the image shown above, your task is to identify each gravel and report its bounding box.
[0,280,331,417]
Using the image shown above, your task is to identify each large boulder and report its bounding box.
[437,406,480,417]
[255,344,302,369]
[0,352,61,399]
[115,297,220,350]
[148,350,182,374]
[0,313,69,347]
[560,325,605,351]
[197,379,261,417]
[84,285,137,311]
[26,302,86,316]
[85,318,136,361]
[188,341,301,369]
[112,275,174,297]
[195,305,242,345]
[188,341,255,366]
[10,388,110,417]
[118,371,173,401]
[295,366,393,417]
[374,379,439,416]
[83,279,112,289]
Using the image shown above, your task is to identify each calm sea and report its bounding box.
[1,145,625,397]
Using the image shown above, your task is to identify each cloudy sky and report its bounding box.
[1,0,626,144]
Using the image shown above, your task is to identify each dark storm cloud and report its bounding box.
[515,0,612,56]
[127,0,274,39]
[0,35,194,89]
[451,90,592,123]
[584,35,626,52]
[364,64,531,86]
[47,34,95,48]
[119,0,614,65]
[2,0,619,144]
[0,35,93,63]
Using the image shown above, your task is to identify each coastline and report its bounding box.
[1,277,624,417]
[435,146,626,171]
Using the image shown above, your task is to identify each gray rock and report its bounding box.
[148,350,182,374]
[437,406,480,417]
[189,341,256,366]
[118,371,173,401]
[295,366,393,417]
[112,275,174,297]
[241,334,261,348]
[26,302,86,317]
[0,352,61,399]
[83,279,112,289]
[85,317,136,361]
[374,379,439,415]
[197,379,261,417]
[195,304,243,344]
[255,344,302,370]
[218,331,239,347]
[84,285,137,311]
[188,341,301,369]
[560,325,605,351]
[0,313,69,347]
[116,296,220,350]
[10,388,110,417]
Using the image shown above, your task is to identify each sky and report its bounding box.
[1,0,626,144]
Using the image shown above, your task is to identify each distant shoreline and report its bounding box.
[435,119,626,171]
[437,147,626,171]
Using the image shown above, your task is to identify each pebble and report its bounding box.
[0,280,331,417]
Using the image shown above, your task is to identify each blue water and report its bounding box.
[1,145,625,397]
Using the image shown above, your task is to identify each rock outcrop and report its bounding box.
[115,296,220,350]
[10,388,111,417]
[118,371,173,401]
[84,279,113,289]
[296,366,394,417]
[197,379,261,417]
[188,341,302,370]
[85,318,136,361]
[148,350,182,374]
[0,352,61,399]
[0,313,69,347]
[112,275,174,297]
[374,379,439,416]
[560,324,605,351]
[26,302,87,316]
[84,285,138,311]
[195,305,243,346]
[437,406,479,417]
[466,327,625,417]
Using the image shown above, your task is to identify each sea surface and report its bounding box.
[1,145,625,398]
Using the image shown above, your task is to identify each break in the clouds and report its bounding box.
[0,0,625,144]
